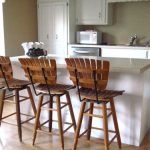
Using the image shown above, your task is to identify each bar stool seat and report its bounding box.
[0,56,37,142]
[36,84,75,94]
[79,88,123,101]
[1,78,30,88]
[19,58,76,150]
[65,58,124,150]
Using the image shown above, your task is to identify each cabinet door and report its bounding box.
[38,1,68,56]
[38,3,54,51]
[53,2,67,56]
[76,0,107,25]
[102,48,148,59]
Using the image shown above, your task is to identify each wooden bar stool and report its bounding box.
[65,58,124,150]
[19,58,76,150]
[0,56,37,142]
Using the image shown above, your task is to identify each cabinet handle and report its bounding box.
[146,50,148,59]
[47,34,49,39]
[73,50,92,54]
[56,34,58,39]
[99,12,101,18]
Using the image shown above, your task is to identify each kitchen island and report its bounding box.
[10,55,150,146]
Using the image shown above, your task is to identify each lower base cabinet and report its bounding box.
[101,47,149,59]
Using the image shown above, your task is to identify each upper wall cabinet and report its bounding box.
[108,0,150,2]
[76,0,113,25]
[38,0,68,2]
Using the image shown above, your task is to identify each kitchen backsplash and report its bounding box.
[77,2,150,45]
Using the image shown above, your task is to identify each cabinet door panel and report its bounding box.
[76,0,109,25]
[108,0,149,2]
[53,2,67,56]
[76,0,101,24]
[102,48,147,59]
[38,3,54,51]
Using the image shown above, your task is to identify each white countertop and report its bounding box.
[69,43,150,50]
[10,55,150,74]
[102,57,150,73]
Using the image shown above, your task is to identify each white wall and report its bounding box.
[0,1,5,55]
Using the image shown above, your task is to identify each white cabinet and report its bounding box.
[38,1,68,56]
[101,46,149,59]
[108,0,149,2]
[76,0,112,25]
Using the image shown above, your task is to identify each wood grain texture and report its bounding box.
[65,58,109,90]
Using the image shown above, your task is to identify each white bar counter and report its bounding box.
[68,44,150,59]
[10,55,150,146]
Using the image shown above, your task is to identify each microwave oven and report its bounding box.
[76,31,102,44]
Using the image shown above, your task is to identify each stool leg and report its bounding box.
[87,102,94,140]
[102,102,109,150]
[110,98,121,148]
[32,95,44,145]
[15,89,22,142]
[65,91,76,131]
[72,101,86,150]
[56,95,64,150]
[27,86,41,130]
[49,97,53,132]
[0,89,6,126]
[27,86,37,117]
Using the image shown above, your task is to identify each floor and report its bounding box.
[0,103,150,150]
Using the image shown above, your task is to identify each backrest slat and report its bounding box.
[65,58,76,85]
[102,61,109,80]
[85,59,93,80]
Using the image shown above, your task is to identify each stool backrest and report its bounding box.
[0,56,13,80]
[65,58,109,90]
[19,58,57,85]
